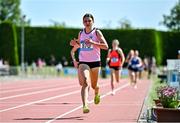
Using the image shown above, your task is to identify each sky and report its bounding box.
[20,0,178,30]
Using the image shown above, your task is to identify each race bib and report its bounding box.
[80,41,93,51]
[111,57,119,63]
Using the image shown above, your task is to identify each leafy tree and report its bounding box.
[0,0,31,26]
[0,0,21,24]
[117,18,132,29]
[49,19,66,28]
[162,1,180,31]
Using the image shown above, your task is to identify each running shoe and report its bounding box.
[111,90,115,95]
[83,105,90,113]
[134,85,137,89]
[94,94,100,104]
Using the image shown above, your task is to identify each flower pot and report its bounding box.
[152,107,180,122]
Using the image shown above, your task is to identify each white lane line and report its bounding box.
[0,82,75,94]
[0,83,110,113]
[0,90,80,113]
[45,83,129,123]
[0,85,79,101]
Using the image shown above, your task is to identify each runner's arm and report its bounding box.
[118,48,125,67]
[70,32,81,46]
[70,44,79,68]
[106,49,111,64]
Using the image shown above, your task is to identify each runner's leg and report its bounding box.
[78,64,91,112]
[90,67,101,104]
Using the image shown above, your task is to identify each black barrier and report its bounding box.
[101,67,107,78]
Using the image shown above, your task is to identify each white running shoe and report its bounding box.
[134,85,137,89]
[111,90,115,95]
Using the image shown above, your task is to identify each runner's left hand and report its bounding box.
[85,38,94,44]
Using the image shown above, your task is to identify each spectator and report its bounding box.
[0,60,10,75]
[152,56,157,74]
[61,56,68,67]
[178,50,180,59]
[56,62,63,76]
[50,55,56,66]
[36,58,44,73]
[147,56,153,79]
[24,62,28,74]
[143,57,148,71]
[37,58,44,68]
[31,61,37,74]
[4,60,10,71]
[0,59,3,67]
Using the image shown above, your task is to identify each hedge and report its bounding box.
[0,23,180,66]
[160,31,180,65]
[0,22,19,65]
[101,29,156,65]
[15,27,80,65]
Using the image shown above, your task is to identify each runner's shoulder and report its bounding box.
[95,28,102,36]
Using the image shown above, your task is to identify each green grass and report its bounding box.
[146,76,167,107]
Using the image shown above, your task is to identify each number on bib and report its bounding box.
[80,41,93,51]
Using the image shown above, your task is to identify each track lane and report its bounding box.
[0,78,115,122]
[0,78,150,123]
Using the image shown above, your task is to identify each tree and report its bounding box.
[0,0,21,25]
[49,19,66,28]
[162,1,180,31]
[117,18,132,29]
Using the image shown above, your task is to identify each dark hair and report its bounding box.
[83,13,94,22]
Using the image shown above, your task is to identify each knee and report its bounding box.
[91,85,95,89]
[80,77,89,87]
[79,81,83,86]
[82,81,89,87]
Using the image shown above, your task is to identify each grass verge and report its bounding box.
[146,76,167,107]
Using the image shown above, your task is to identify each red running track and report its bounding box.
[0,77,151,123]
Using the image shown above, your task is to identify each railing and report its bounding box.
[0,66,129,78]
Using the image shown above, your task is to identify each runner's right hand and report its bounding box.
[70,38,78,46]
